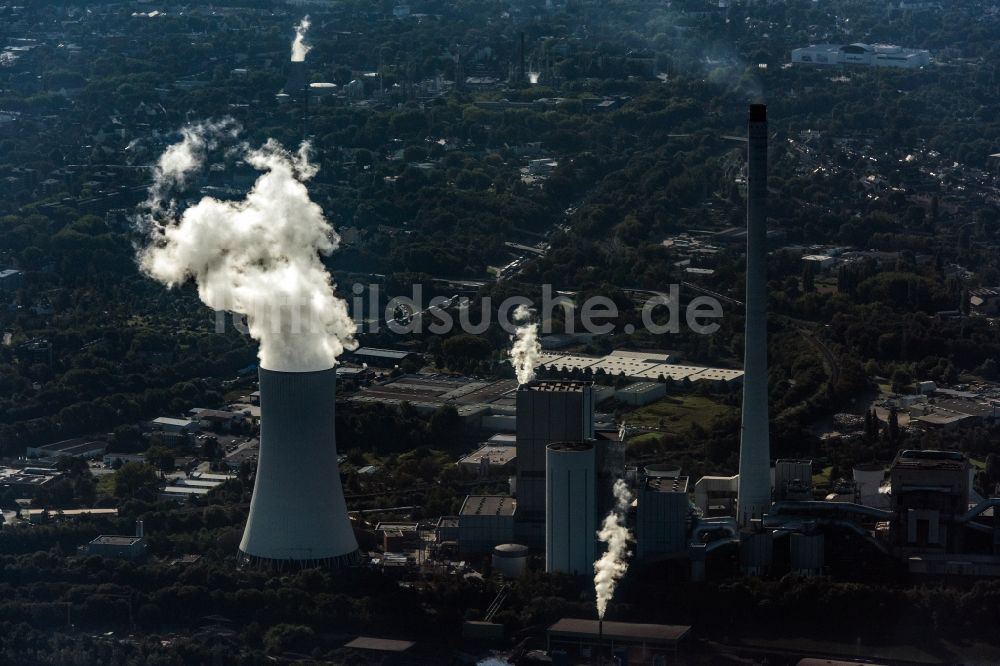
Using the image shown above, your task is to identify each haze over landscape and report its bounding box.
[1,0,1000,664]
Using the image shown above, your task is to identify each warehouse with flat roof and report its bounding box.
[547,618,691,663]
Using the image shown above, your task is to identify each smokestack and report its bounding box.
[239,368,360,569]
[736,103,771,528]
[519,32,526,82]
[285,61,308,98]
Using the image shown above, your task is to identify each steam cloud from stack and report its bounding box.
[291,16,312,62]
[138,122,356,372]
[594,479,633,619]
[510,304,541,385]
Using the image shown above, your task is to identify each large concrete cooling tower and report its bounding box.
[736,103,772,527]
[238,367,360,569]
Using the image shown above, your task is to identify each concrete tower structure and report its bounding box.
[284,61,308,98]
[239,368,360,569]
[515,381,594,548]
[546,442,596,574]
[737,103,772,527]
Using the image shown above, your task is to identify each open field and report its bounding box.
[624,395,736,434]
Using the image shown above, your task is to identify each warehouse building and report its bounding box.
[0,466,61,498]
[458,444,517,475]
[83,522,147,561]
[547,618,691,664]
[615,382,667,406]
[791,43,930,68]
[343,347,419,368]
[26,438,106,459]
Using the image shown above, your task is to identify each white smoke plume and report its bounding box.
[510,304,541,385]
[594,479,633,619]
[147,118,238,207]
[138,124,356,372]
[291,16,312,62]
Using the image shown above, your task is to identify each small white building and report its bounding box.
[802,254,835,271]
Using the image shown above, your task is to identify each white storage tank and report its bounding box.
[789,531,824,576]
[546,442,596,575]
[492,543,529,578]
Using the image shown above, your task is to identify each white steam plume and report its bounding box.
[139,124,356,372]
[147,119,238,207]
[594,479,633,619]
[510,304,541,385]
[291,16,312,62]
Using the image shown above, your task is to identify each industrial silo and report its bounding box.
[492,543,529,578]
[546,442,596,575]
[238,368,360,570]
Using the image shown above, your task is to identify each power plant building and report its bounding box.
[458,495,516,555]
[774,459,813,501]
[238,368,360,570]
[515,381,594,548]
[636,476,691,560]
[889,450,969,554]
[545,442,596,575]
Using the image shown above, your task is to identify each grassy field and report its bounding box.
[812,465,834,488]
[624,395,736,434]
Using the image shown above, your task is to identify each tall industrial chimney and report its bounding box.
[284,61,308,98]
[519,32,526,82]
[239,367,360,569]
[736,103,771,527]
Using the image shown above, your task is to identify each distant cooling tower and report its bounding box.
[736,103,772,527]
[239,368,360,569]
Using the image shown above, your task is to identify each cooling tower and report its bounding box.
[736,103,772,527]
[239,367,360,569]
[546,441,596,575]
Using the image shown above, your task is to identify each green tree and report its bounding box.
[113,462,159,501]
[144,445,175,472]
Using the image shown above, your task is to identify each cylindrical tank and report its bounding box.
[790,531,824,576]
[853,463,885,498]
[239,368,360,569]
[546,442,596,575]
[492,543,529,578]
